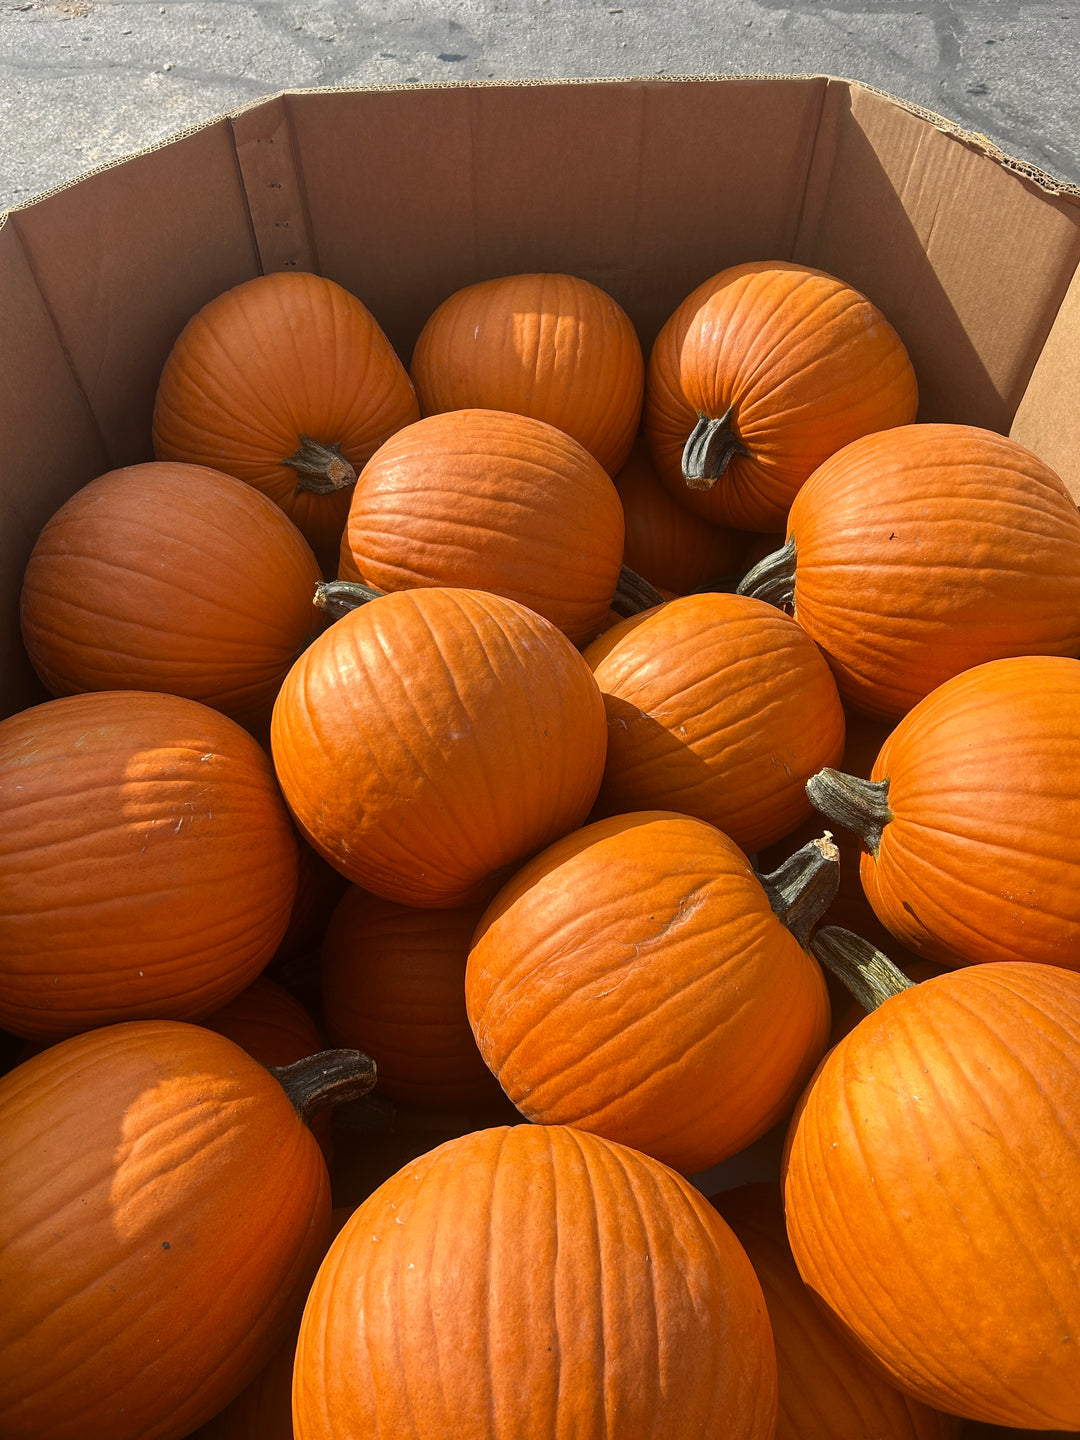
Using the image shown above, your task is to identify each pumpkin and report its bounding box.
[613,435,746,594]
[409,271,645,474]
[321,888,502,1107]
[152,271,420,570]
[713,1183,961,1439]
[270,587,607,907]
[806,655,1080,970]
[738,424,1080,721]
[784,928,1080,1430]
[293,1124,779,1440]
[644,261,918,531]
[583,591,846,854]
[0,690,299,1040]
[335,407,626,646]
[19,461,323,736]
[466,812,834,1175]
[0,1019,375,1440]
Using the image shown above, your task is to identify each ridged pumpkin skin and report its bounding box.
[320,888,501,1106]
[0,691,299,1040]
[0,1020,332,1440]
[613,436,746,593]
[337,408,626,645]
[783,962,1080,1430]
[584,592,846,853]
[293,1124,779,1440]
[271,587,607,908]
[644,261,918,531]
[19,461,323,735]
[152,271,420,566]
[410,271,645,474]
[854,655,1080,969]
[466,811,831,1175]
[714,1184,961,1440]
[765,424,1080,721]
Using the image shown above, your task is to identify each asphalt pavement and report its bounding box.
[1,0,1078,213]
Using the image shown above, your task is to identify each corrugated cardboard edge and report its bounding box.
[1,74,1076,227]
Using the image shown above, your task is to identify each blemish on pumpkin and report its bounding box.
[162,1241,171,1250]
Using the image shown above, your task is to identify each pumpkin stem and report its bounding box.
[284,436,358,495]
[314,578,385,619]
[610,565,667,618]
[806,768,892,858]
[268,1048,377,1125]
[757,834,840,949]
[736,535,796,608]
[810,925,914,1013]
[682,407,749,491]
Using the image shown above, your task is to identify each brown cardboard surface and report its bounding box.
[232,97,317,276]
[9,119,260,469]
[795,82,1080,434]
[1011,259,1080,500]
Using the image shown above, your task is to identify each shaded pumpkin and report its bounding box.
[583,591,845,854]
[644,261,918,531]
[466,811,834,1175]
[612,434,746,593]
[713,1183,961,1440]
[784,930,1080,1430]
[19,461,323,737]
[294,1124,779,1440]
[152,271,420,570]
[336,408,626,645]
[0,1020,374,1440]
[0,691,299,1041]
[738,424,1080,721]
[806,655,1080,969]
[270,587,607,908]
[320,888,502,1107]
[410,271,644,474]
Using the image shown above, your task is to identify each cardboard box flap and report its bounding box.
[794,81,1080,435]
[9,119,260,469]
[1010,260,1080,500]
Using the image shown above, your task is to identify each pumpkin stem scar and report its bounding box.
[757,833,840,949]
[810,925,913,1013]
[737,534,796,608]
[314,578,385,618]
[806,768,892,858]
[268,1048,377,1124]
[284,435,358,494]
[681,407,749,490]
[609,564,667,618]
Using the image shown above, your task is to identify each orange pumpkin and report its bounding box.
[152,271,419,570]
[410,271,645,474]
[466,812,833,1175]
[713,1183,961,1440]
[807,655,1080,970]
[0,1020,374,1440]
[321,888,502,1107]
[785,932,1080,1430]
[0,691,299,1040]
[336,408,626,645]
[19,461,323,736]
[738,424,1080,721]
[271,587,607,907]
[644,261,918,531]
[583,592,845,853]
[294,1124,779,1439]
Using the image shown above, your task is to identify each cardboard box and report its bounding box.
[3,76,1080,721]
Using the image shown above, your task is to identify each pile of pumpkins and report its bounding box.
[2,259,1079,1440]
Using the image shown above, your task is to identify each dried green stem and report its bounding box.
[806,768,892,858]
[757,834,840,949]
[610,565,667,618]
[682,407,749,491]
[269,1048,377,1125]
[284,435,357,494]
[314,579,385,618]
[809,926,914,1013]
[736,534,796,608]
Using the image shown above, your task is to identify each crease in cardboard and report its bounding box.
[231,97,318,276]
